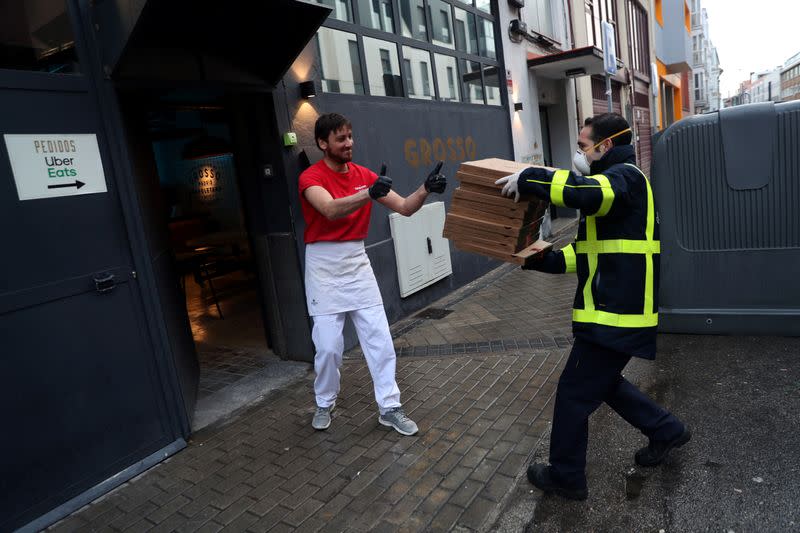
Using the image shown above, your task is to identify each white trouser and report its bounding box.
[311,304,401,414]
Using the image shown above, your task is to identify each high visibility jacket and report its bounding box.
[519,145,659,359]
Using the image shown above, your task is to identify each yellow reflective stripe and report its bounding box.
[562,244,577,273]
[573,309,659,328]
[644,177,656,314]
[582,217,597,312]
[627,164,657,314]
[575,240,660,254]
[644,248,655,315]
[589,174,615,216]
[585,215,597,241]
[550,170,569,206]
[624,164,655,241]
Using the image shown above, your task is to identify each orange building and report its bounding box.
[653,0,693,128]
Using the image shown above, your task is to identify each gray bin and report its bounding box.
[652,100,800,335]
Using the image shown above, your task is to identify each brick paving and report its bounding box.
[50,268,578,533]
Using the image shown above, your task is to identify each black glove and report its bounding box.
[369,163,392,199]
[424,161,447,194]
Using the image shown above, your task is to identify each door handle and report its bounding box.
[93,272,116,294]
[427,237,433,254]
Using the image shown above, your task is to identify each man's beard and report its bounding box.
[327,149,352,164]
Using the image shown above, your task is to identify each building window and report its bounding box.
[421,62,432,96]
[404,58,414,95]
[475,0,491,14]
[316,0,354,22]
[477,16,496,59]
[364,36,403,96]
[399,0,428,41]
[484,65,502,106]
[586,0,619,57]
[429,0,455,49]
[529,0,554,38]
[402,46,433,99]
[446,66,456,98]
[454,7,479,54]
[661,81,675,126]
[434,53,460,101]
[317,27,364,94]
[626,0,650,77]
[317,0,502,106]
[357,0,395,32]
[1,0,81,74]
[460,58,484,103]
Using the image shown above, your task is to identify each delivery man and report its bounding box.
[495,113,690,500]
[299,112,446,435]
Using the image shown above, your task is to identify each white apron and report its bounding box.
[304,240,383,316]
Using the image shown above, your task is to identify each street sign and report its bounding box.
[651,62,660,96]
[602,21,617,75]
[3,134,108,201]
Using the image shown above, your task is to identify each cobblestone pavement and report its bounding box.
[50,268,579,533]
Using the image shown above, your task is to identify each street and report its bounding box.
[48,267,800,532]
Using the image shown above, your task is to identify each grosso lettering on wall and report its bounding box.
[404,136,477,169]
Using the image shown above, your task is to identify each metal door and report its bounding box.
[0,8,182,532]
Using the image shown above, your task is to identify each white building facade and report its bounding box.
[496,0,579,172]
[708,45,722,111]
[749,69,782,103]
[690,2,721,113]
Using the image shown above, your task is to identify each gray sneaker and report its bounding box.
[379,407,418,436]
[312,403,334,430]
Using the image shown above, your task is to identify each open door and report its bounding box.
[120,95,201,425]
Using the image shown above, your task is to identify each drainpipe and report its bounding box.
[564,0,581,126]
[625,0,639,163]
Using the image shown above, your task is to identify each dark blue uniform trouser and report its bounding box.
[549,337,685,489]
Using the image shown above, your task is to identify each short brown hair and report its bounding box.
[584,113,632,146]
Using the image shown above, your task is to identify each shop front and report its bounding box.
[0,1,329,530]
[1,1,518,530]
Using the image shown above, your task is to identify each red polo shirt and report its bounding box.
[299,160,378,244]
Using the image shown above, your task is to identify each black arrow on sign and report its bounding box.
[48,180,85,190]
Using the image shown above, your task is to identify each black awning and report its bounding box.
[93,0,331,85]
[527,46,621,80]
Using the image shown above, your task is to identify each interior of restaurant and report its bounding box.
[144,95,274,424]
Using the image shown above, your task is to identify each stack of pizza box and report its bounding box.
[443,158,553,264]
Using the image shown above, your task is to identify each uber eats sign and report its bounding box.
[3,134,108,201]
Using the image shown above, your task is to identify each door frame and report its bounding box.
[71,0,193,435]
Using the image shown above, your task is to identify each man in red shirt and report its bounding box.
[299,113,446,435]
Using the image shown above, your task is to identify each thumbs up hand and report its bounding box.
[369,162,392,199]
[424,161,447,194]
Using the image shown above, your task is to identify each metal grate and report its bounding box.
[413,307,454,320]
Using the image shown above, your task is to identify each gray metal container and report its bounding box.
[652,100,800,335]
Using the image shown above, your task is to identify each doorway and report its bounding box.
[120,89,289,429]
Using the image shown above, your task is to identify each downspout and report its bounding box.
[626,0,639,163]
[564,0,581,126]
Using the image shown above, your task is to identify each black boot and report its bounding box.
[635,427,692,467]
[526,463,588,501]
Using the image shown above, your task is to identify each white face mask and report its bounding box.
[573,149,592,175]
[572,127,633,174]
